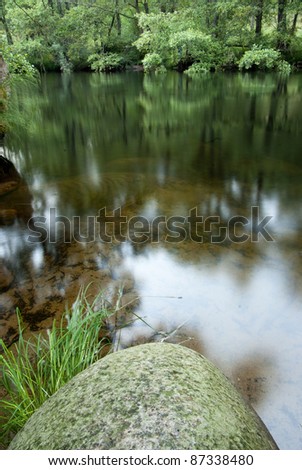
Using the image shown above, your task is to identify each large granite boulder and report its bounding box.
[9,343,278,450]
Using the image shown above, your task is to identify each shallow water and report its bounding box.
[1,72,302,449]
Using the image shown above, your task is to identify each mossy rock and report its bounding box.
[9,343,278,450]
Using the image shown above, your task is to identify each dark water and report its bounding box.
[1,72,302,449]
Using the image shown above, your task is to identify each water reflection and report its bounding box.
[0,156,33,300]
[1,72,302,448]
[116,243,302,449]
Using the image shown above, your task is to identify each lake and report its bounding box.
[1,71,302,449]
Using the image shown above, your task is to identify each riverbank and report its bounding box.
[2,2,302,75]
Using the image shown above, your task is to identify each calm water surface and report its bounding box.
[1,72,302,449]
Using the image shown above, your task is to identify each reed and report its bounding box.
[0,288,113,446]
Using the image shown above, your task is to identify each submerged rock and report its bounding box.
[0,208,17,225]
[0,155,20,182]
[9,343,278,450]
[0,155,33,224]
[0,263,14,291]
[0,181,19,197]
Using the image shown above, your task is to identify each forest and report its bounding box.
[1,0,302,76]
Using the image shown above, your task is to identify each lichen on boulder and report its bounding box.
[9,342,278,450]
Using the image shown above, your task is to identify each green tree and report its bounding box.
[0,0,301,73]
[0,0,13,45]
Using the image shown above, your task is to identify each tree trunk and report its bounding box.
[116,12,121,36]
[206,0,219,31]
[143,2,149,14]
[57,0,64,16]
[277,0,288,49]
[115,0,121,36]
[134,1,140,13]
[291,12,299,35]
[0,1,13,45]
[0,55,8,83]
[108,15,115,37]
[159,1,177,13]
[129,1,140,13]
[255,0,264,36]
[277,0,287,33]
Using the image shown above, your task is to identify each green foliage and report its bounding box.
[0,43,36,76]
[133,12,174,65]
[88,53,126,72]
[239,45,291,74]
[239,46,280,70]
[169,29,217,67]
[286,37,302,64]
[0,37,38,139]
[134,11,226,71]
[277,59,292,75]
[0,288,113,446]
[142,52,166,73]
[223,1,255,43]
[0,1,301,74]
[185,62,210,76]
[51,43,73,73]
[54,5,100,70]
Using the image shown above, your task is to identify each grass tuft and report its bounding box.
[0,285,187,448]
[0,287,113,447]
